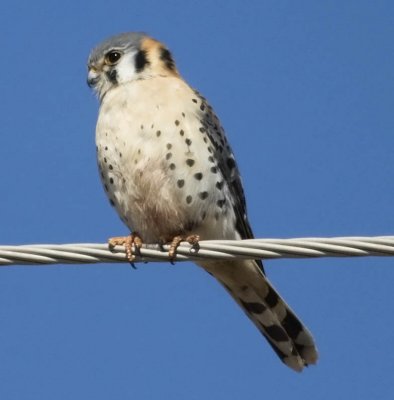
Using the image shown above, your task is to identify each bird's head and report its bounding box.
[87,32,179,100]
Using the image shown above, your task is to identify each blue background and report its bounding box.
[1,1,393,399]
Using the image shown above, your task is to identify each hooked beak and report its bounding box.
[87,68,100,88]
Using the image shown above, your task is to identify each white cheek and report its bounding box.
[116,51,138,84]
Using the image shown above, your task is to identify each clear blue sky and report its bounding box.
[0,1,393,399]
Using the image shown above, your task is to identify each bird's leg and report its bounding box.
[168,234,200,260]
[108,232,143,263]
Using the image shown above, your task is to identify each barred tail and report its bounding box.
[199,259,318,372]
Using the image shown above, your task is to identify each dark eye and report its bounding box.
[105,50,122,65]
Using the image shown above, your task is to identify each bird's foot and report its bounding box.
[168,234,200,262]
[108,232,143,263]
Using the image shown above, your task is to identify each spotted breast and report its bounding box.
[96,76,237,243]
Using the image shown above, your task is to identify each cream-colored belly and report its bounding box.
[95,77,238,243]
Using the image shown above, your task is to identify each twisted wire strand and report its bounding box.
[0,236,393,266]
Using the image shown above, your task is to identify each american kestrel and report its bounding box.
[87,32,318,371]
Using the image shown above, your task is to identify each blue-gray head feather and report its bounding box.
[88,32,146,66]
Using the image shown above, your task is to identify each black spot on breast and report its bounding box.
[198,191,208,200]
[156,130,161,137]
[177,179,185,188]
[174,120,180,126]
[166,143,172,149]
[160,47,176,70]
[109,178,114,184]
[192,98,198,103]
[169,163,176,170]
[186,195,193,204]
[135,49,150,72]
[208,156,214,163]
[186,159,195,167]
[109,199,115,207]
[179,129,185,136]
[216,181,224,190]
[217,199,226,208]
[109,164,113,170]
[194,172,203,180]
[199,127,206,133]
[185,138,192,146]
[210,166,217,173]
[166,152,172,160]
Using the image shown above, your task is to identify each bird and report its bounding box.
[87,32,318,372]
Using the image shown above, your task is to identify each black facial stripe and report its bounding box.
[160,47,175,70]
[106,69,118,84]
[135,49,150,72]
